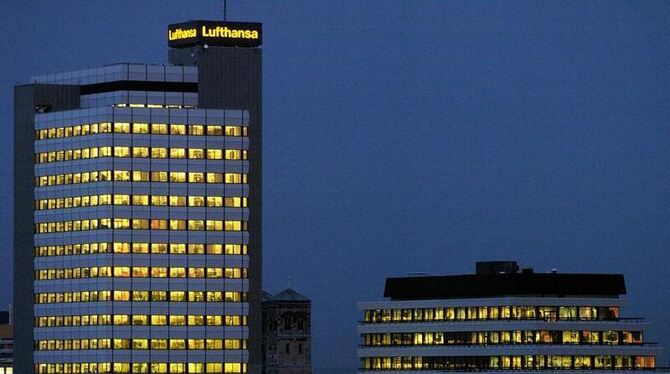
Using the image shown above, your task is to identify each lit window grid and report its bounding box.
[32,109,252,372]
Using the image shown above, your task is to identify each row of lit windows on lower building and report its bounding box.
[35,362,246,373]
[35,314,247,327]
[113,104,198,110]
[36,147,246,164]
[36,242,248,257]
[35,219,246,233]
[364,306,620,323]
[362,355,656,371]
[35,122,247,140]
[36,170,247,187]
[35,338,246,351]
[36,195,247,210]
[363,330,643,347]
[35,290,247,304]
[35,266,247,280]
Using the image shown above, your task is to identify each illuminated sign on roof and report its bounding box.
[168,21,262,48]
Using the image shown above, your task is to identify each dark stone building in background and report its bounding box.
[262,289,311,374]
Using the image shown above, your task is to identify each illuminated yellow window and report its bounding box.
[188,318,205,328]
[151,195,168,205]
[99,194,112,205]
[151,219,168,230]
[170,172,186,183]
[226,149,242,160]
[189,196,205,207]
[207,125,223,135]
[169,291,184,301]
[189,125,204,135]
[114,122,131,133]
[189,268,205,278]
[151,243,168,254]
[151,267,168,278]
[189,363,205,373]
[189,148,205,159]
[132,147,149,158]
[207,173,223,183]
[169,196,187,206]
[170,148,186,159]
[132,243,149,253]
[207,196,223,207]
[114,291,130,301]
[113,242,130,254]
[170,243,186,254]
[113,315,129,325]
[114,146,131,157]
[133,123,149,134]
[132,291,149,302]
[225,363,242,373]
[151,147,168,158]
[225,173,243,184]
[225,126,242,136]
[114,170,131,181]
[170,219,186,230]
[207,220,223,231]
[151,315,167,326]
[206,339,223,350]
[188,172,205,183]
[207,268,223,278]
[188,243,205,254]
[132,219,149,230]
[152,291,167,301]
[132,170,150,181]
[207,244,223,254]
[132,339,149,349]
[151,171,168,182]
[132,195,149,205]
[207,149,223,160]
[225,220,242,231]
[170,124,187,135]
[133,267,149,277]
[113,195,130,205]
[114,267,131,277]
[169,316,186,326]
[226,197,243,207]
[170,268,186,278]
[113,219,130,229]
[188,220,205,231]
[151,123,168,134]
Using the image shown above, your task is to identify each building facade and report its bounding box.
[358,262,661,372]
[262,289,311,374]
[13,21,263,374]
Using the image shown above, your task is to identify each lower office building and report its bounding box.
[358,261,661,372]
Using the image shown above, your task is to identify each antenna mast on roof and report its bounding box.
[223,0,228,21]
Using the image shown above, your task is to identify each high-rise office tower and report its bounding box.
[13,20,262,374]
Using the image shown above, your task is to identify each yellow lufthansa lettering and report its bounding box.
[201,26,259,40]
[168,28,197,41]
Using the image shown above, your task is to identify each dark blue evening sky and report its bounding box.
[1,1,669,371]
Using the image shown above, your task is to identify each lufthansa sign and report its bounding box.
[168,21,262,48]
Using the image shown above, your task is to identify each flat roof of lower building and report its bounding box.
[384,273,626,300]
